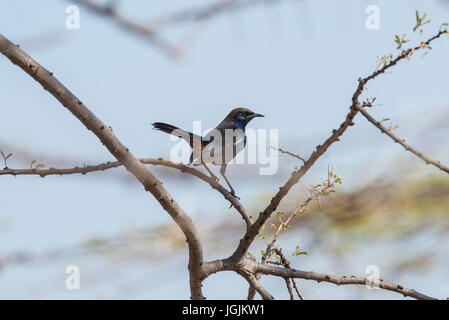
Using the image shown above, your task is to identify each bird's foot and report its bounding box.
[230,191,240,200]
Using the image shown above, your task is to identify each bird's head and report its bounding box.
[225,107,264,129]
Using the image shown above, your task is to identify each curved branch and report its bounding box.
[238,271,274,300]
[255,263,437,300]
[0,34,204,298]
[356,104,449,174]
[0,158,253,226]
[70,0,180,58]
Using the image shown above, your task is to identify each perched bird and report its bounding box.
[152,107,264,198]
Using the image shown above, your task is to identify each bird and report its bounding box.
[152,107,264,198]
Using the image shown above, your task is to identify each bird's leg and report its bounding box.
[202,161,219,182]
[220,164,239,199]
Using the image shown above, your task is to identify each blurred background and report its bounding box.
[0,0,448,299]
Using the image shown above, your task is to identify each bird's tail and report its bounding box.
[152,122,202,148]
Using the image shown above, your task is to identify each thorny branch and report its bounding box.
[70,0,181,58]
[0,158,253,227]
[356,102,449,174]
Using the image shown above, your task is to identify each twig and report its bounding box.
[0,158,253,227]
[284,277,294,300]
[229,27,449,264]
[255,263,437,300]
[356,103,449,174]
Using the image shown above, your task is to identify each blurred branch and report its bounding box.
[146,0,295,30]
[356,101,449,174]
[69,0,181,58]
[70,0,297,58]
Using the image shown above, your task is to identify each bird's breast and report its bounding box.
[191,129,246,165]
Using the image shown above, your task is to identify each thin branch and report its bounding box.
[229,27,449,263]
[0,34,204,298]
[255,263,437,300]
[284,277,295,300]
[2,19,446,301]
[356,103,449,174]
[273,248,305,300]
[69,0,181,58]
[247,286,257,300]
[0,157,253,227]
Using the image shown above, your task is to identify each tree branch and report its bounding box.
[229,27,448,263]
[356,103,449,174]
[2,21,446,300]
[0,157,253,227]
[239,271,274,300]
[0,33,204,299]
[145,0,295,30]
[255,263,437,300]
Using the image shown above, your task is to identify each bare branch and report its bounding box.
[356,103,449,174]
[262,178,335,262]
[255,263,437,300]
[273,248,305,300]
[0,157,253,226]
[284,277,295,300]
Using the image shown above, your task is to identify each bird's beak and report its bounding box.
[251,113,265,118]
